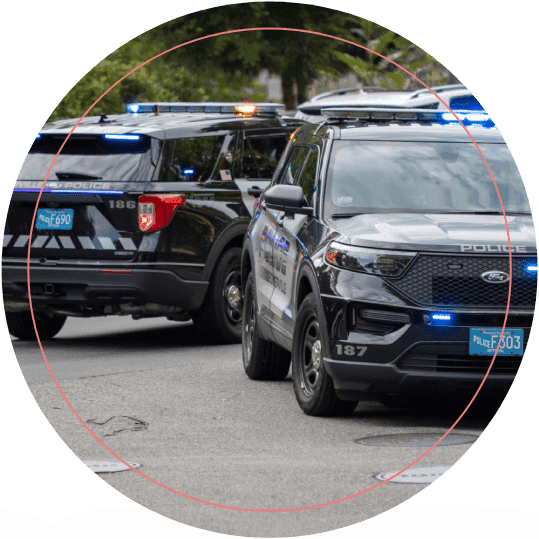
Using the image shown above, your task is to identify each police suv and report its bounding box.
[241,107,536,415]
[3,102,301,343]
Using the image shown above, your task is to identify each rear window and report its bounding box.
[19,134,154,182]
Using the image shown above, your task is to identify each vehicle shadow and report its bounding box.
[11,319,232,352]
[348,394,508,431]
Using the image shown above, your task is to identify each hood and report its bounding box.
[329,213,536,254]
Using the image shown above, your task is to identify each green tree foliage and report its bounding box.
[49,2,455,121]
[155,3,358,107]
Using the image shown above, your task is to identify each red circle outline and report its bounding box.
[25,27,513,512]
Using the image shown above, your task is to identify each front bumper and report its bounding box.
[320,295,533,398]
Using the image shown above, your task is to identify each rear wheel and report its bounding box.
[6,312,67,341]
[292,293,358,416]
[192,247,243,343]
[242,272,291,380]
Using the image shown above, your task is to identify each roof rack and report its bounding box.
[310,86,390,101]
[321,107,495,127]
[408,84,467,99]
[125,102,285,116]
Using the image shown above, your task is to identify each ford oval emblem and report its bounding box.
[481,271,510,283]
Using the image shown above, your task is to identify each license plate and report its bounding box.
[36,208,74,230]
[469,328,524,356]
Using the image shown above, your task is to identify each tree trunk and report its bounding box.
[281,68,295,110]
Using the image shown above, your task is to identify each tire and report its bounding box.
[242,273,291,380]
[192,247,244,344]
[6,312,67,341]
[292,293,358,416]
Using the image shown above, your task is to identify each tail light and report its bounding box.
[138,194,186,232]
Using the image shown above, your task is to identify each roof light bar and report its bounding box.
[321,107,439,122]
[321,107,495,127]
[440,111,493,124]
[126,102,285,115]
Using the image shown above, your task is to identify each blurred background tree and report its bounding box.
[48,2,457,121]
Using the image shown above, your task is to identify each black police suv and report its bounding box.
[3,102,302,343]
[241,107,536,415]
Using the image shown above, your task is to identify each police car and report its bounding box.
[3,102,302,342]
[241,107,535,415]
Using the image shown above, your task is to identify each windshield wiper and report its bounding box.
[331,213,365,219]
[55,172,102,180]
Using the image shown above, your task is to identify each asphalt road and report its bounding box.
[11,316,499,537]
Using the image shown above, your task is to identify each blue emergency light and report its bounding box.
[103,134,141,141]
[431,313,453,324]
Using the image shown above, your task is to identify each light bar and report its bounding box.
[438,110,495,127]
[321,107,495,127]
[183,169,195,175]
[527,265,538,272]
[321,107,439,122]
[13,189,124,195]
[103,134,141,141]
[126,102,285,115]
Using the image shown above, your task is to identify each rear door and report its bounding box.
[4,134,158,262]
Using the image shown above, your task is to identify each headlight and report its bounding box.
[325,242,417,277]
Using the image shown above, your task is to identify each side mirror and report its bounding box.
[265,184,313,216]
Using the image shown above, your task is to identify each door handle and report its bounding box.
[248,188,263,197]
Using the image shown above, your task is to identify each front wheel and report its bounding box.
[292,293,358,416]
[192,247,243,343]
[242,272,291,380]
[6,312,67,341]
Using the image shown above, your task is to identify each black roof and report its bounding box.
[41,108,299,140]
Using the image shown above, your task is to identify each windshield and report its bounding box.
[18,135,154,182]
[325,141,530,216]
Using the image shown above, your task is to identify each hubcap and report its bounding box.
[243,294,256,368]
[227,285,241,309]
[223,267,242,326]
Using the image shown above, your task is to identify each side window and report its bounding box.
[296,148,318,206]
[213,133,237,180]
[160,136,225,182]
[242,135,289,179]
[279,145,310,185]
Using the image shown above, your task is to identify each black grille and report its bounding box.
[399,343,522,375]
[388,255,537,308]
